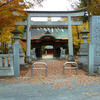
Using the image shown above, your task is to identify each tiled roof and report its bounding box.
[23,29,68,40]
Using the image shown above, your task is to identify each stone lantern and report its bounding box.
[80,27,89,43]
[12,26,21,40]
[77,27,89,71]
[12,26,25,62]
[9,27,21,54]
[11,26,21,77]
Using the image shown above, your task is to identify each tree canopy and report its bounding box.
[79,0,100,15]
[0,0,43,44]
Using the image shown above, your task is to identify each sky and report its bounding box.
[28,0,80,21]
[28,0,80,11]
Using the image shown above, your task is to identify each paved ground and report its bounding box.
[0,77,100,100]
[0,59,100,100]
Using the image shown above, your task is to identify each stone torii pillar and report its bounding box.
[26,15,31,63]
[68,16,74,57]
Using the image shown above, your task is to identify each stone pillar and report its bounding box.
[13,36,20,77]
[19,44,25,65]
[11,27,21,77]
[88,42,94,75]
[68,16,74,58]
[26,15,31,63]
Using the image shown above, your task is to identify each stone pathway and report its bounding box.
[20,59,76,77]
[0,59,100,100]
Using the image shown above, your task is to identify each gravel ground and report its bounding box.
[0,59,100,100]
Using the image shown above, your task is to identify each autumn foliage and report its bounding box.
[0,0,43,46]
[79,0,100,15]
[0,0,26,44]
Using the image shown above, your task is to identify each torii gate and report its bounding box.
[16,8,86,62]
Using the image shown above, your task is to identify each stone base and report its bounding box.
[88,73,95,76]
[31,55,37,60]
[0,67,14,76]
[78,62,88,71]
[77,43,89,71]
[68,55,75,61]
[78,55,88,71]
[60,55,66,59]
[25,56,32,64]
